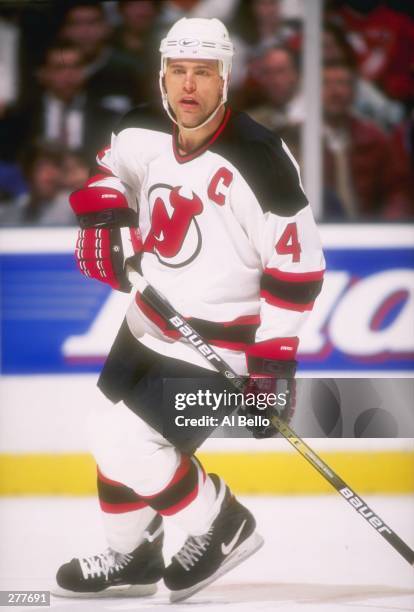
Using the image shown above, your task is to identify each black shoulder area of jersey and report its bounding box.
[114,101,171,136]
[212,110,308,216]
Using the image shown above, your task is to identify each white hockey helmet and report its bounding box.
[159,17,234,129]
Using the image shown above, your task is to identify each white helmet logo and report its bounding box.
[179,38,200,47]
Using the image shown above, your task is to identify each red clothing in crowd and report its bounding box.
[324,115,410,217]
[336,5,414,102]
[386,119,414,219]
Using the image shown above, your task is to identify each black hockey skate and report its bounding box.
[53,515,164,598]
[164,475,264,602]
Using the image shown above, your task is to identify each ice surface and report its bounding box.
[0,495,413,611]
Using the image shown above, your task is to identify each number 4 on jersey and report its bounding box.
[275,222,301,263]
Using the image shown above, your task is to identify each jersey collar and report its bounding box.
[172,107,232,164]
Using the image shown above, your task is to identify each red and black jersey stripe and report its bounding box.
[97,468,148,514]
[260,268,324,312]
[136,292,260,350]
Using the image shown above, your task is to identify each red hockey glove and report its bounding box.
[239,340,297,439]
[70,185,141,293]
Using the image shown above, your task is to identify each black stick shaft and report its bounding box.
[129,269,414,566]
[272,415,414,565]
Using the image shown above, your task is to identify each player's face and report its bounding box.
[164,59,223,128]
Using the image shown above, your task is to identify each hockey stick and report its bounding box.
[127,265,414,566]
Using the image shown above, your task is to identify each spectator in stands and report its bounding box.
[0,143,75,225]
[0,11,20,109]
[327,0,414,104]
[58,0,141,113]
[61,149,90,192]
[5,3,63,108]
[157,0,238,29]
[385,115,414,219]
[245,46,303,161]
[0,163,27,210]
[323,21,405,131]
[231,0,299,52]
[230,0,301,93]
[322,61,409,219]
[114,1,158,56]
[3,43,120,167]
[112,1,160,101]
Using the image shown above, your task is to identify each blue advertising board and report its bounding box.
[1,227,413,375]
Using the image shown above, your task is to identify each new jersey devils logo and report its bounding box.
[144,184,203,268]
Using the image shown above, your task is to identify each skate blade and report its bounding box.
[169,531,264,603]
[52,582,157,599]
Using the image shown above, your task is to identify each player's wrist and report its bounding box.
[242,338,298,439]
[245,337,298,377]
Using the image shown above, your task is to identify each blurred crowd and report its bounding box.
[0,0,413,225]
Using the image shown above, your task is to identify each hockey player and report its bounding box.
[54,17,325,602]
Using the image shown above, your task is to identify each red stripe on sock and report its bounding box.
[157,485,199,516]
[99,500,148,514]
[157,456,204,515]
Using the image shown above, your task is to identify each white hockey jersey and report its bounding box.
[94,105,325,374]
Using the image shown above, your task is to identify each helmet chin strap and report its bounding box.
[174,100,225,132]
